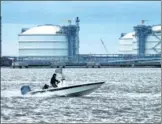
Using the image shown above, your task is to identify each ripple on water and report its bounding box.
[1,68,161,123]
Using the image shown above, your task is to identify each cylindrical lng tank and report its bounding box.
[119,32,137,54]
[18,25,68,57]
[119,25,161,55]
[145,25,161,54]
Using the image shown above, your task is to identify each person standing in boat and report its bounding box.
[50,73,60,88]
[42,73,61,89]
[55,67,65,85]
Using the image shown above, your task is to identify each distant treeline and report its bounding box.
[1,57,12,66]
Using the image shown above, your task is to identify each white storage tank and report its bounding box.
[119,25,161,55]
[152,25,161,33]
[18,25,68,57]
[119,32,137,54]
[145,27,161,54]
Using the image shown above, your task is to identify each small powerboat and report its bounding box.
[21,82,105,97]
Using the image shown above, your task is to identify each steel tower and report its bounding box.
[134,21,152,56]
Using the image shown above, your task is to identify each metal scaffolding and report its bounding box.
[61,17,80,59]
[134,25,152,56]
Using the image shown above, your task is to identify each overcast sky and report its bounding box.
[2,1,161,56]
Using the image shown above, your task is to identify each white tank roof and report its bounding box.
[152,25,161,32]
[22,25,61,35]
[120,32,135,39]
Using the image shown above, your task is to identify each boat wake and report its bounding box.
[2,89,59,98]
[2,90,22,97]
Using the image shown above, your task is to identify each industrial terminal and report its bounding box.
[1,17,161,68]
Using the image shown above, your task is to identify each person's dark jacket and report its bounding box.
[50,74,60,88]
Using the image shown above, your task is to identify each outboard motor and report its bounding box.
[42,84,49,89]
[21,85,31,95]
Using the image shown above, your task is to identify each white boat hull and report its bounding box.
[29,82,105,96]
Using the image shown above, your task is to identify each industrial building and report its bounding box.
[8,18,162,67]
[119,21,161,55]
[18,17,80,58]
[19,25,68,57]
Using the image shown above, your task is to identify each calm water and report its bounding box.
[1,68,161,123]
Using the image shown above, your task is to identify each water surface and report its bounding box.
[1,68,161,123]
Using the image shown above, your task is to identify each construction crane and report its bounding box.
[100,39,108,54]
